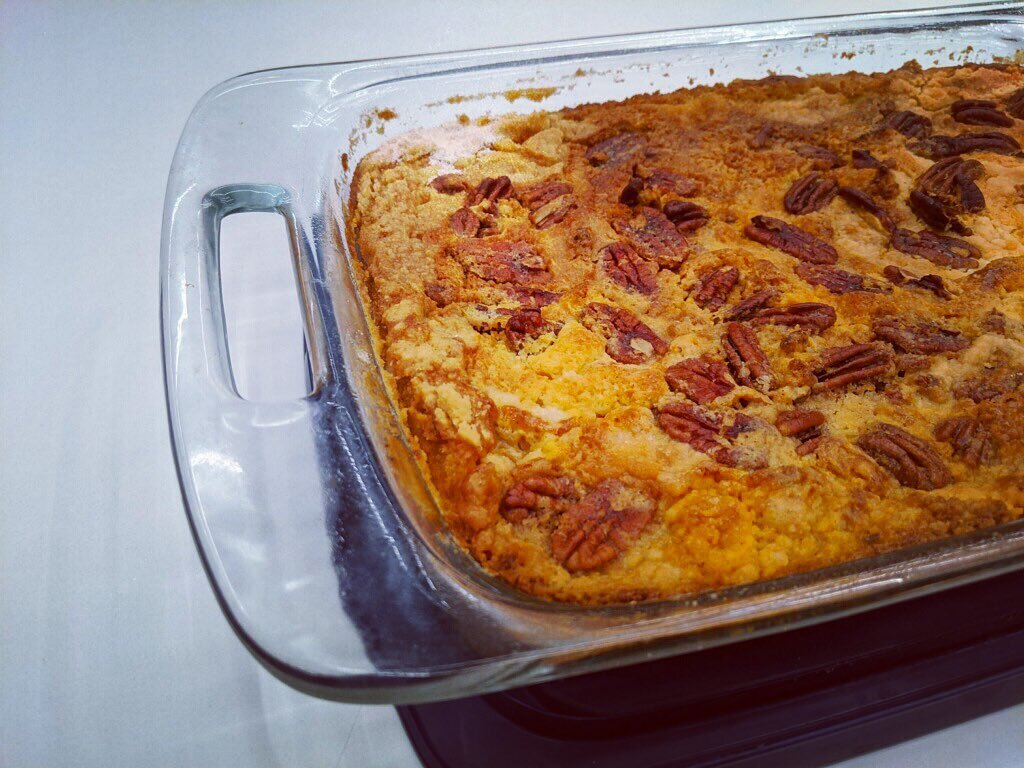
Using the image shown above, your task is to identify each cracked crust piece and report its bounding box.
[349,61,1024,604]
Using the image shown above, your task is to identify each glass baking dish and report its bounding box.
[162,2,1024,704]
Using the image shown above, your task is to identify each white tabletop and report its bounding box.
[3,1,1023,766]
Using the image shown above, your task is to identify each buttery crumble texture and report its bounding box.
[349,62,1024,604]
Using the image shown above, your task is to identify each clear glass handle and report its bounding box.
[162,170,363,688]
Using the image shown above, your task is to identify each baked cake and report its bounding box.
[349,62,1024,603]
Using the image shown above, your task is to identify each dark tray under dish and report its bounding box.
[399,567,1024,768]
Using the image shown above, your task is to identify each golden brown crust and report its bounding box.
[350,63,1024,604]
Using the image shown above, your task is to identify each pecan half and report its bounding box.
[449,207,481,237]
[968,258,1024,291]
[895,354,931,375]
[813,343,892,391]
[1005,87,1024,119]
[838,186,895,231]
[518,180,572,211]
[910,131,1022,159]
[530,195,575,230]
[744,215,838,265]
[692,266,739,311]
[429,174,468,194]
[910,157,985,232]
[550,480,653,572]
[581,302,668,364]
[600,242,658,294]
[665,356,735,404]
[725,288,779,321]
[851,149,899,200]
[643,167,699,198]
[776,408,825,436]
[612,207,690,268]
[851,149,885,169]
[619,174,645,206]
[951,99,1014,127]
[873,317,969,355]
[795,144,843,169]
[784,172,838,214]
[917,157,984,205]
[508,286,561,309]
[469,176,514,208]
[888,228,980,270]
[908,190,967,234]
[504,308,558,351]
[856,423,953,490]
[621,165,700,206]
[954,370,1024,403]
[881,110,933,139]
[657,400,732,463]
[501,475,576,523]
[722,322,775,391]
[725,413,766,441]
[452,239,550,285]
[478,216,501,238]
[585,132,644,167]
[980,309,1008,335]
[776,409,826,455]
[750,302,836,333]
[935,416,996,467]
[882,265,952,300]
[795,263,889,295]
[425,281,458,307]
[663,200,710,232]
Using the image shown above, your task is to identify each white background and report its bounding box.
[3,1,1023,766]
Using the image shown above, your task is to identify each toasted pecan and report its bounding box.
[750,302,836,333]
[585,132,645,167]
[776,409,826,455]
[665,356,735,404]
[692,266,739,311]
[725,288,779,321]
[880,110,933,138]
[872,317,970,355]
[744,215,838,265]
[909,157,985,233]
[600,242,658,294]
[813,343,892,391]
[795,144,843,169]
[950,99,1014,127]
[838,186,895,231]
[784,172,838,214]
[612,207,690,268]
[856,423,953,490]
[795,262,889,295]
[501,475,577,523]
[910,131,1022,159]
[550,480,652,572]
[722,323,775,391]
[504,308,559,351]
[663,200,710,232]
[1005,87,1024,119]
[518,180,573,211]
[882,266,952,300]
[451,239,551,285]
[888,228,980,270]
[449,207,481,237]
[469,176,514,208]
[429,174,468,194]
[581,303,668,364]
[935,417,996,467]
